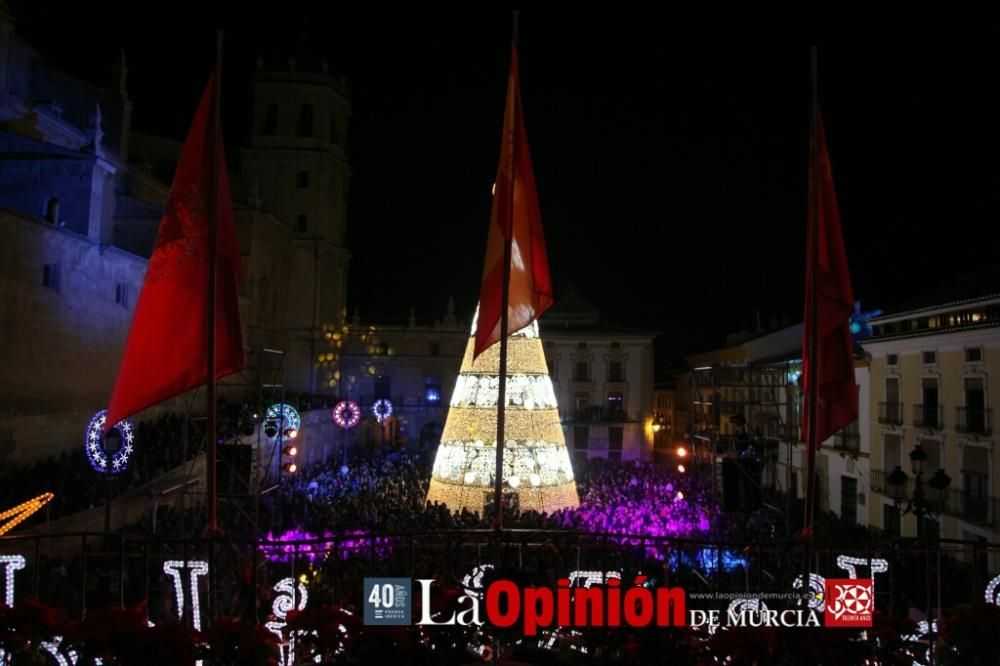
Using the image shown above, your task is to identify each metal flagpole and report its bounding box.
[493,10,520,532]
[206,31,224,534]
[801,46,821,593]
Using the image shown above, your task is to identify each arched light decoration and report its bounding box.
[85,410,135,474]
[0,493,54,536]
[332,400,361,429]
[793,573,826,611]
[266,403,301,435]
[163,560,209,631]
[372,398,393,423]
[427,306,579,514]
[0,555,25,606]
[985,574,1000,605]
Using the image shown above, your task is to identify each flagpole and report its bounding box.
[804,45,821,544]
[493,11,520,531]
[206,30,224,534]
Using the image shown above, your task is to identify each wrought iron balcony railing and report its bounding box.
[956,407,992,436]
[913,404,943,430]
[878,402,904,426]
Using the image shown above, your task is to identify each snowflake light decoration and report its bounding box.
[266,403,301,435]
[372,398,393,423]
[332,400,362,429]
[84,410,135,475]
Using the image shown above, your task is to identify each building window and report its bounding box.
[574,361,589,382]
[922,350,937,365]
[577,342,588,349]
[425,378,442,404]
[42,263,61,292]
[260,104,278,135]
[114,283,129,308]
[45,197,60,224]
[966,347,983,364]
[883,504,900,537]
[295,214,308,233]
[608,360,624,382]
[887,354,898,366]
[297,105,314,137]
[330,115,339,144]
[610,341,621,349]
[607,392,624,417]
[574,393,589,412]
[296,170,310,188]
[608,426,623,451]
[429,342,440,357]
[574,426,589,450]
[883,433,901,474]
[840,476,858,524]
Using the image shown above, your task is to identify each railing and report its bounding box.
[878,402,904,426]
[834,431,861,452]
[870,468,912,496]
[944,488,996,526]
[956,407,992,436]
[572,406,628,423]
[913,404,943,430]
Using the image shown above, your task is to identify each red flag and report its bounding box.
[801,110,857,446]
[105,70,244,428]
[474,46,554,358]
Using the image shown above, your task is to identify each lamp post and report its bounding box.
[886,444,952,539]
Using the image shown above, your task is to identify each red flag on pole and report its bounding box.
[474,45,554,359]
[105,70,244,429]
[801,111,858,448]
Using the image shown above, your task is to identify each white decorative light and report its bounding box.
[372,398,393,423]
[985,574,1000,605]
[508,476,520,488]
[793,573,826,611]
[461,564,495,599]
[265,577,309,666]
[567,570,622,588]
[163,560,209,631]
[450,374,558,409]
[332,400,362,429]
[836,555,889,597]
[266,403,301,435]
[529,473,541,487]
[84,410,136,475]
[0,555,25,606]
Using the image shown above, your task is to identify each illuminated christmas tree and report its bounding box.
[426,311,579,514]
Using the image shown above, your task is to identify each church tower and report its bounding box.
[241,58,351,392]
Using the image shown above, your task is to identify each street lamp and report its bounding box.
[886,444,951,538]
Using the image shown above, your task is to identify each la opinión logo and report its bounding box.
[364,576,687,634]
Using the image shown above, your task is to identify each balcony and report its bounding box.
[872,469,999,527]
[913,404,943,430]
[834,430,860,452]
[573,406,628,423]
[956,407,992,436]
[878,402,904,426]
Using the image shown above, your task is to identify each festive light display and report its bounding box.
[332,400,361,429]
[793,573,826,611]
[266,403,301,436]
[0,493,54,536]
[163,560,209,631]
[260,528,398,562]
[426,314,579,513]
[265,577,309,666]
[0,555,25,606]
[84,410,135,474]
[567,570,622,588]
[461,564,495,599]
[985,574,1000,605]
[372,398,393,423]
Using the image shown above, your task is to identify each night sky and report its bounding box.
[12,4,999,371]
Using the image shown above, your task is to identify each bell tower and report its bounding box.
[241,58,351,392]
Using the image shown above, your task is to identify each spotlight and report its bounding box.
[264,423,278,438]
[677,464,686,473]
[286,428,299,440]
[676,446,688,458]
[283,462,298,474]
[283,445,298,457]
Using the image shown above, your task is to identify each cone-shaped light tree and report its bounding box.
[426,310,579,514]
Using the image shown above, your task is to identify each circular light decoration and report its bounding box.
[372,398,393,423]
[332,400,362,429]
[84,410,135,475]
[265,403,301,437]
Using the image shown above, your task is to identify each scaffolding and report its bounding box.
[688,359,801,531]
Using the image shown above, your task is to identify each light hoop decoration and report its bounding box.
[372,398,393,423]
[266,403,301,434]
[332,400,362,429]
[85,410,135,474]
